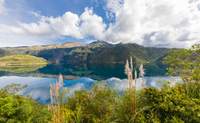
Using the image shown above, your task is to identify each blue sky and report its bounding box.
[27,0,107,20]
[0,0,200,47]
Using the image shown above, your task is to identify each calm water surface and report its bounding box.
[0,64,182,104]
[0,75,181,104]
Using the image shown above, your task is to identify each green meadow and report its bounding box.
[0,55,47,73]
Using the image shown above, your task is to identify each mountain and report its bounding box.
[0,41,172,76]
[87,42,169,64]
[1,42,82,55]
[88,40,113,48]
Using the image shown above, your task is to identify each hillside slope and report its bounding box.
[0,41,171,75]
[39,41,170,65]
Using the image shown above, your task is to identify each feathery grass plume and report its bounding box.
[125,58,136,88]
[49,74,68,123]
[139,64,145,87]
[124,57,137,115]
[125,60,131,88]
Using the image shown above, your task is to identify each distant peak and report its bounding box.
[88,41,112,48]
[89,40,109,44]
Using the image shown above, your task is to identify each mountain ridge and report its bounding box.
[0,41,172,76]
[0,40,172,64]
[0,41,172,75]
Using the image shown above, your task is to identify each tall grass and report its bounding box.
[48,74,68,123]
[124,57,146,116]
[124,57,137,115]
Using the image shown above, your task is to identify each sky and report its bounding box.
[0,0,200,48]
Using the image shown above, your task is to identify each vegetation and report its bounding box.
[136,83,200,123]
[45,82,200,123]
[164,44,200,82]
[0,54,47,73]
[47,43,200,123]
[1,81,199,123]
[0,90,51,123]
[0,44,199,123]
[0,54,47,67]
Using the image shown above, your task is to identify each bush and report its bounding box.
[66,85,118,123]
[136,82,200,123]
[0,90,51,123]
[62,82,200,123]
[1,82,199,123]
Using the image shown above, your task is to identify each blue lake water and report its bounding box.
[0,63,182,104]
[0,75,181,104]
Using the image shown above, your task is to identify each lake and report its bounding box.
[0,64,182,104]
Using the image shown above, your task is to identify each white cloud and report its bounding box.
[104,0,200,47]
[0,0,5,14]
[106,0,123,13]
[79,8,106,40]
[0,8,106,47]
[1,0,200,48]
[0,12,81,38]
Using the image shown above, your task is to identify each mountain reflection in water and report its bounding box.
[0,76,181,104]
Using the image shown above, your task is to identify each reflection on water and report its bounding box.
[37,64,126,80]
[38,63,168,80]
[0,63,180,104]
[0,76,95,103]
[0,75,181,104]
[0,65,46,74]
[0,63,167,80]
[0,64,127,80]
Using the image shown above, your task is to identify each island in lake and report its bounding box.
[0,54,47,73]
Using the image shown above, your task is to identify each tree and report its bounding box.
[164,44,200,82]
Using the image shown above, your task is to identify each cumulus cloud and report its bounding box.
[79,8,106,40]
[104,0,200,47]
[1,0,200,47]
[0,8,106,47]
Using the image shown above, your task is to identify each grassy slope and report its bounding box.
[0,54,47,67]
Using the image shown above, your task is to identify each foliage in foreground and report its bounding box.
[0,90,51,123]
[0,81,199,123]
[35,82,199,123]
[52,82,199,123]
[136,82,200,123]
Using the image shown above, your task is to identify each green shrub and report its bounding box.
[66,85,118,123]
[0,90,51,123]
[62,82,200,123]
[136,82,200,123]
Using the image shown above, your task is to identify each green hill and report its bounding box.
[0,41,174,75]
[0,55,47,67]
[0,55,47,73]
